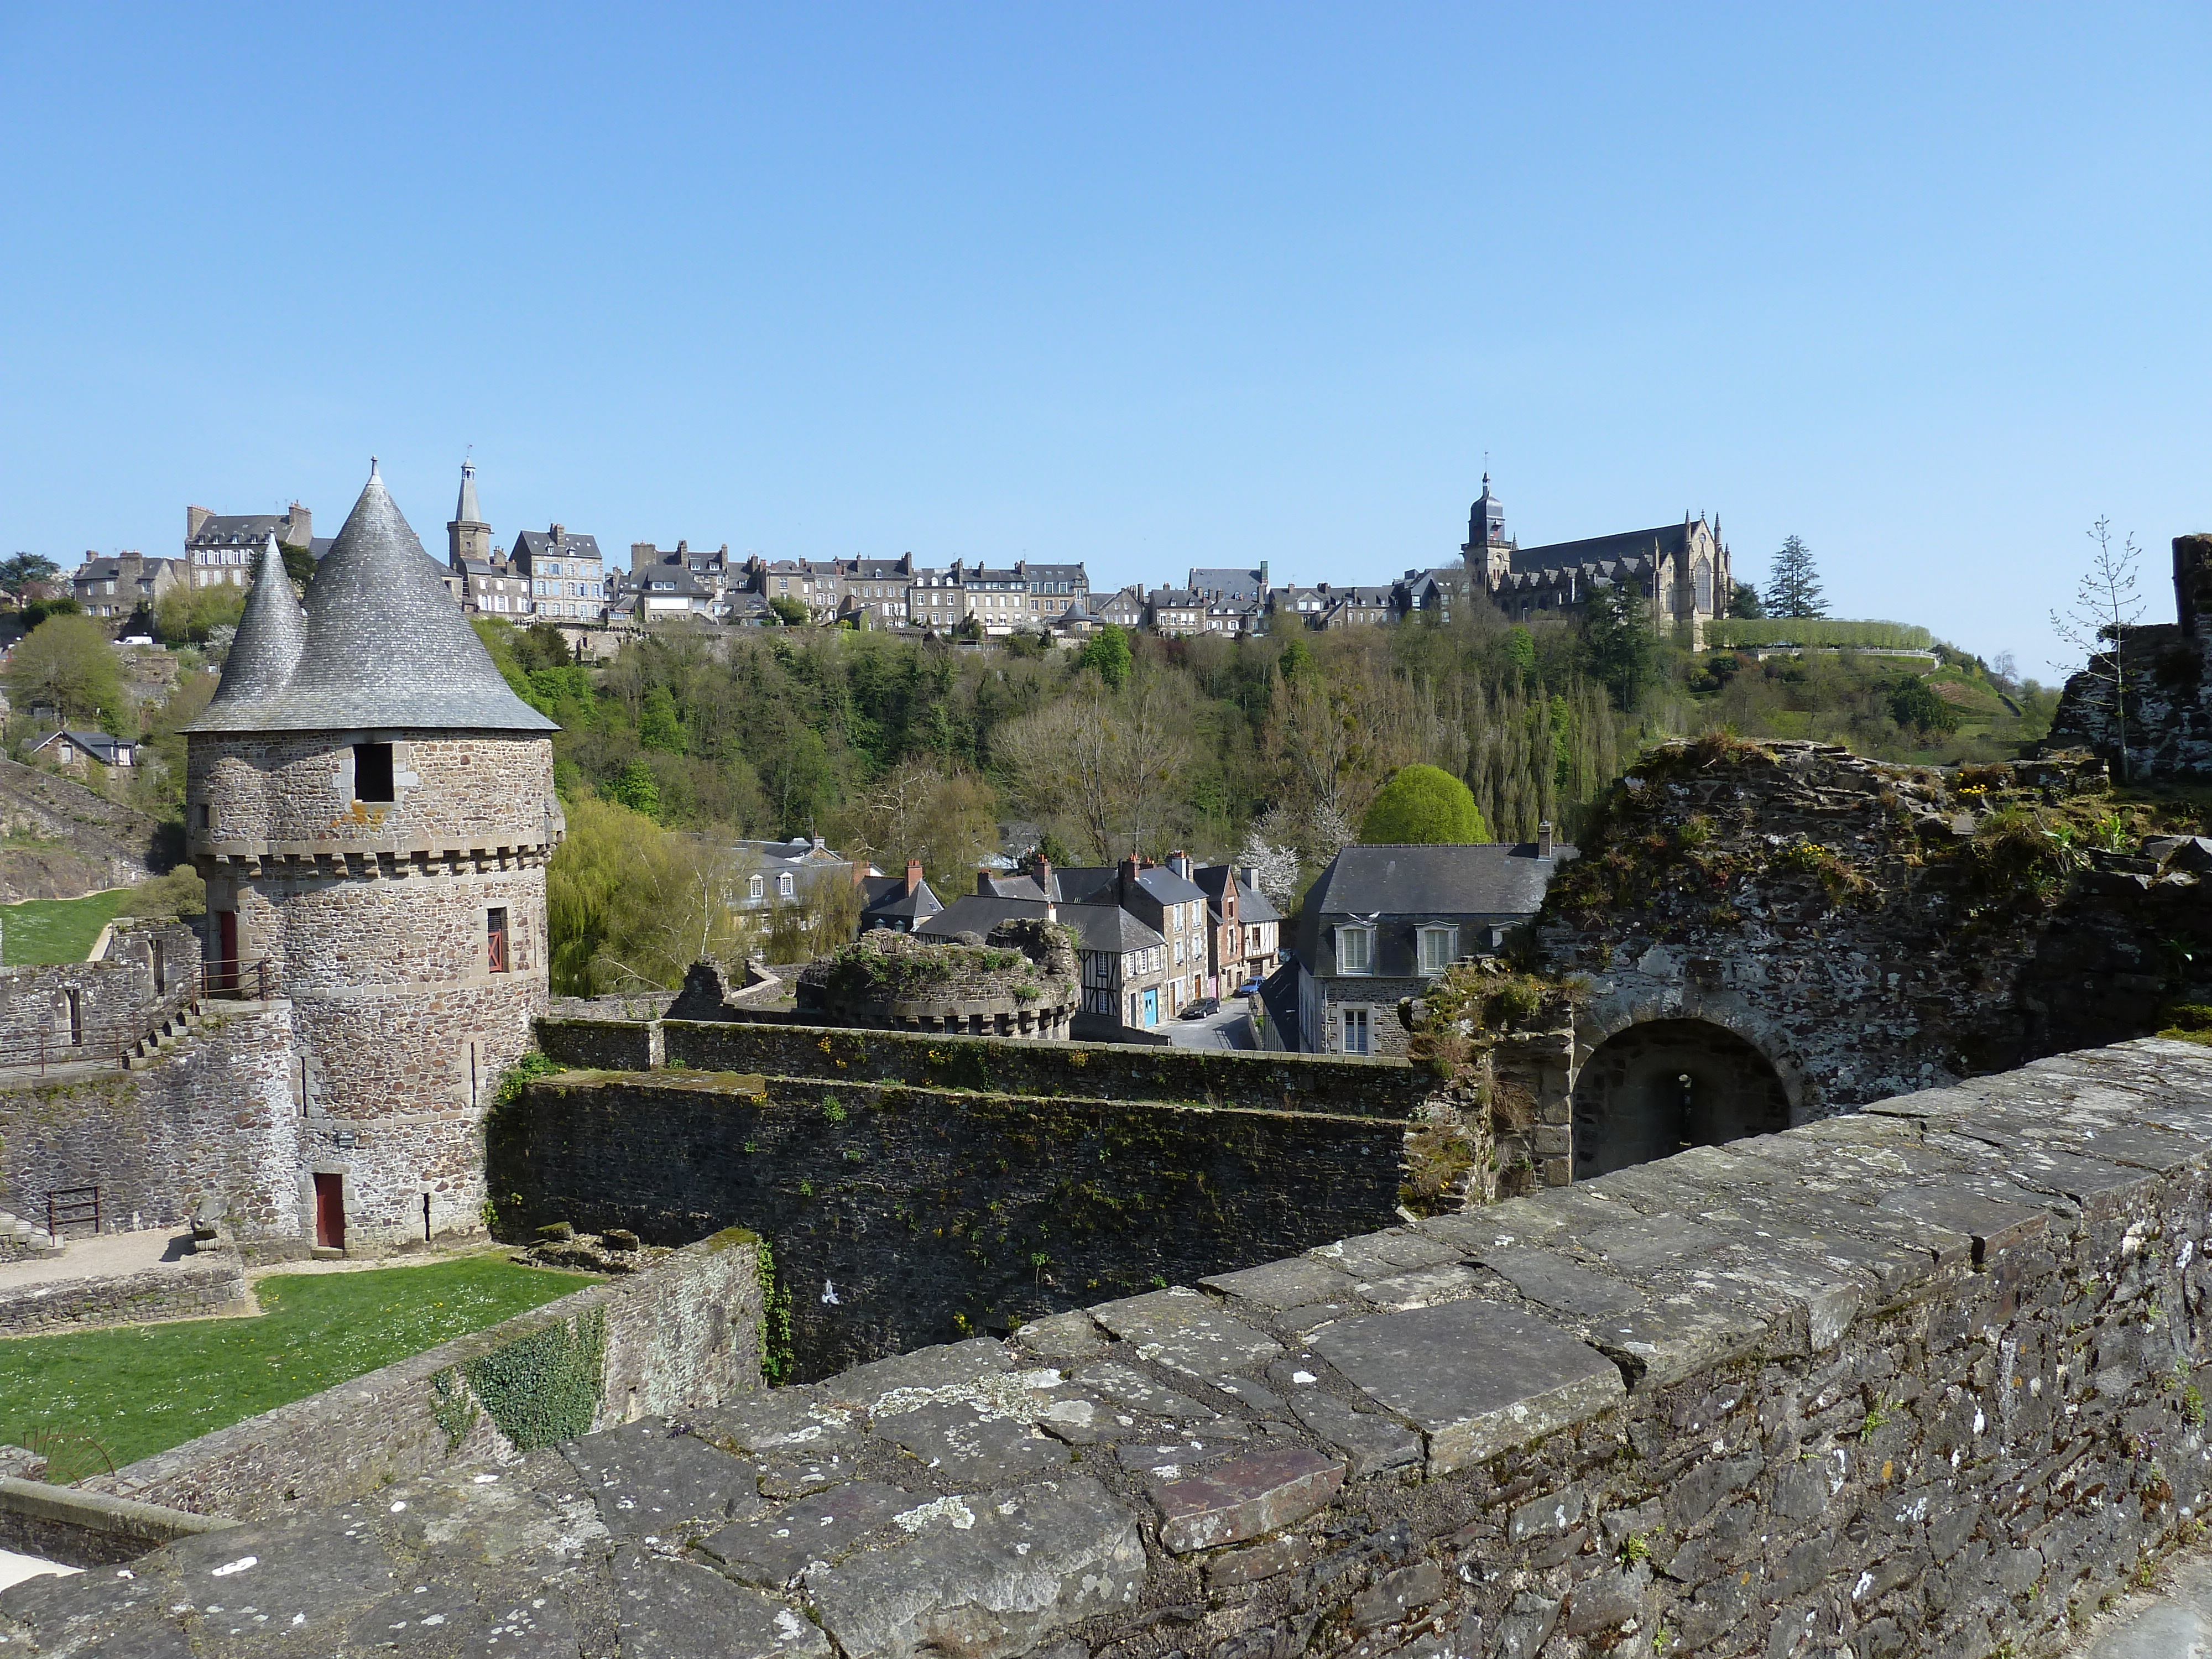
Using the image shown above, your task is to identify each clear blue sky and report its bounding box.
[3,4,2207,678]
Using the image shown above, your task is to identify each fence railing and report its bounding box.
[0,959,275,1076]
[45,1185,98,1237]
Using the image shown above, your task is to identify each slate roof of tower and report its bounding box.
[184,465,557,735]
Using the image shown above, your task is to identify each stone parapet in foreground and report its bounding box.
[9,1037,2212,1658]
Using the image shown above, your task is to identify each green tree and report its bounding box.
[1727,580,1764,619]
[9,614,127,731]
[1074,624,1132,690]
[603,759,663,820]
[767,595,809,626]
[154,583,247,645]
[1766,536,1827,619]
[1580,581,1655,710]
[1358,764,1489,844]
[279,544,319,592]
[1887,675,1960,735]
[1277,634,1313,679]
[638,685,686,753]
[0,554,59,607]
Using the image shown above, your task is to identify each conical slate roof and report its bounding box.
[191,535,307,728]
[185,463,556,735]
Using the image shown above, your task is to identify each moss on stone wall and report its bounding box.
[462,1307,608,1451]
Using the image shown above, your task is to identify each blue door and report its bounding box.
[1142,988,1159,1026]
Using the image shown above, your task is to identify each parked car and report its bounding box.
[1178,996,1220,1020]
[1234,979,1262,997]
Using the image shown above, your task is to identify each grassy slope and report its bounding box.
[0,1256,593,1469]
[0,889,133,964]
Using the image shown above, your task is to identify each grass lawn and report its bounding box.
[0,889,133,965]
[0,1255,594,1472]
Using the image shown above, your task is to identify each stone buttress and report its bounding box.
[182,467,562,1250]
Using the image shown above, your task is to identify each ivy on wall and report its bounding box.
[427,1365,479,1453]
[462,1307,608,1451]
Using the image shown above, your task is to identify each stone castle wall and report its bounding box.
[80,1229,765,1524]
[187,731,559,856]
[0,1001,300,1245]
[26,1037,2212,1659]
[492,1065,1423,1379]
[0,917,198,1058]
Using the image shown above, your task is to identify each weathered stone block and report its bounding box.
[805,1477,1144,1659]
[1201,1255,1357,1310]
[614,1548,827,1657]
[1090,1287,1283,1375]
[1146,1444,1345,1554]
[698,1480,912,1590]
[1350,1559,1444,1631]
[1310,1300,1625,1474]
[1288,1391,1421,1479]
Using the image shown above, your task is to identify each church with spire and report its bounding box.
[182,462,564,1251]
[1462,474,1733,645]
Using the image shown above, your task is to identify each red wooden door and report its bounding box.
[216,911,239,992]
[314,1173,345,1250]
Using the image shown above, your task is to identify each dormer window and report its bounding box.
[1335,926,1375,976]
[748,874,765,900]
[778,873,795,899]
[1417,925,1458,976]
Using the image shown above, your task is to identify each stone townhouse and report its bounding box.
[1057,854,1211,1015]
[452,557,532,619]
[185,502,322,588]
[71,552,185,619]
[1192,860,1282,996]
[1188,563,1269,604]
[831,556,916,629]
[1095,584,1146,629]
[623,553,717,623]
[1390,566,1467,625]
[747,557,840,623]
[1319,585,1395,628]
[1266,583,1330,628]
[1290,835,1572,1057]
[1146,588,1205,637]
[510,526,606,623]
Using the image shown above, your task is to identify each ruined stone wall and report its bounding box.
[0,1000,299,1244]
[1538,739,2212,1131]
[81,1230,764,1524]
[492,1068,1422,1379]
[535,1015,1432,1118]
[0,917,198,1056]
[28,1038,2212,1659]
[2046,533,2212,780]
[0,1237,246,1337]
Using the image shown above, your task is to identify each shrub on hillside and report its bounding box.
[1359,764,1489,844]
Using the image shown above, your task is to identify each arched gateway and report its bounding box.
[1569,1017,1791,1179]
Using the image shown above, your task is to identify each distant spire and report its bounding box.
[456,458,483,528]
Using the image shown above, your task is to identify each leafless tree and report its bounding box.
[2049,518,2145,782]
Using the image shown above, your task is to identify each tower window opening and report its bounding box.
[354,743,395,802]
[487,907,510,973]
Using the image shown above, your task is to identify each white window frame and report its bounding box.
[747,874,765,900]
[1335,925,1375,976]
[1341,1005,1371,1056]
[777,873,795,899]
[1417,925,1458,977]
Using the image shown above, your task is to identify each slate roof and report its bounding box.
[1259,960,1302,1050]
[513,529,604,565]
[185,466,557,735]
[188,512,306,549]
[1193,864,1282,925]
[28,728,134,765]
[860,874,944,924]
[1294,842,1578,978]
[1189,567,1266,602]
[1510,521,1694,576]
[915,895,1052,940]
[1057,902,1165,955]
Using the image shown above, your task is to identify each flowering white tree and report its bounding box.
[1235,830,1301,908]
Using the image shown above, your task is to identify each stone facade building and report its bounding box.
[1464,474,1733,644]
[185,503,322,588]
[183,462,562,1252]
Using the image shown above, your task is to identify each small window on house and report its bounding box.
[748,874,765,900]
[1337,926,1374,975]
[1417,925,1458,976]
[354,743,395,802]
[487,908,510,973]
[1342,1006,1370,1056]
[778,873,795,899]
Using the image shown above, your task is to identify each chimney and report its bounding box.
[551,524,566,545]
[851,859,867,889]
[1168,849,1192,881]
[285,502,311,546]
[811,836,827,855]
[977,869,995,896]
[186,505,211,541]
[906,858,922,896]
[1537,820,1554,859]
[1118,854,1140,895]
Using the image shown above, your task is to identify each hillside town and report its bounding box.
[62,465,1736,646]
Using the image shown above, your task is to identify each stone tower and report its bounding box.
[184,463,562,1251]
[1461,472,1512,589]
[448,458,492,566]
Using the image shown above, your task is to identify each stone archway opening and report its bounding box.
[1571,1018,1790,1180]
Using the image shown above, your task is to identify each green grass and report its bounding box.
[1,1255,594,1469]
[0,889,133,964]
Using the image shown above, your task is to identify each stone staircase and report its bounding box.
[0,1208,63,1259]
[122,1002,206,1071]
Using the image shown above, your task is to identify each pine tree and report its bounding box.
[1766,536,1827,619]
